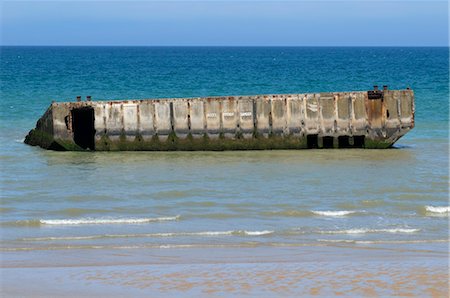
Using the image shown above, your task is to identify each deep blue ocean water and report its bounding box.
[0,47,448,255]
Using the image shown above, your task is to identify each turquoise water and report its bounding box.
[0,47,448,253]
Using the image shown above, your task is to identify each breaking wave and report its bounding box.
[2,216,180,227]
[242,230,273,236]
[40,216,180,225]
[311,210,360,217]
[263,210,365,218]
[425,206,449,215]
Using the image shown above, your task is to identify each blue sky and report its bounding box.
[1,1,448,46]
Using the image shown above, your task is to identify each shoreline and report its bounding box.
[2,243,448,297]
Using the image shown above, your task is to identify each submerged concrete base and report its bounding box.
[24,130,394,151]
[25,89,414,151]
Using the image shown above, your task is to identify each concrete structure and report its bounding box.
[25,88,414,151]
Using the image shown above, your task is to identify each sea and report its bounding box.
[0,47,449,297]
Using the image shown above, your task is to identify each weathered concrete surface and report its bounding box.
[25,89,415,151]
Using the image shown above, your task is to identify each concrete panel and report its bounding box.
[154,101,171,135]
[105,103,123,135]
[287,95,302,135]
[255,96,271,135]
[353,93,366,120]
[320,93,335,134]
[93,104,105,136]
[52,104,71,140]
[320,93,335,119]
[305,93,319,133]
[383,91,400,129]
[351,93,367,132]
[271,96,286,135]
[173,100,189,135]
[367,97,383,129]
[400,91,413,121]
[222,97,238,135]
[337,94,351,120]
[123,103,138,135]
[335,94,351,134]
[238,97,254,135]
[138,101,155,138]
[189,99,205,135]
[204,98,221,135]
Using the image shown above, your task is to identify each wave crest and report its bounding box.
[425,206,449,214]
[311,210,359,217]
[319,228,419,234]
[39,216,180,225]
[20,230,274,241]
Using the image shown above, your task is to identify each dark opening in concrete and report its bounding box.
[71,107,95,150]
[338,136,350,148]
[307,134,318,149]
[353,136,365,148]
[322,136,334,149]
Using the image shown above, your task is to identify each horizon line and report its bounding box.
[1,45,448,47]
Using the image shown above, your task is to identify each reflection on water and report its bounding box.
[41,147,417,167]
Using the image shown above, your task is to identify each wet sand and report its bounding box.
[2,243,448,297]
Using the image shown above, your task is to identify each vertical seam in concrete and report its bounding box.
[348,94,354,135]
[120,104,124,134]
[268,98,273,135]
[50,105,56,136]
[202,99,207,134]
[219,99,223,134]
[136,104,140,136]
[252,97,257,134]
[284,97,289,136]
[364,92,370,131]
[187,100,191,132]
[334,94,338,133]
[236,97,240,135]
[169,101,174,132]
[317,94,323,136]
[301,95,307,136]
[152,101,157,135]
[103,104,107,135]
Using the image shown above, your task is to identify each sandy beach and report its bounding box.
[2,243,448,297]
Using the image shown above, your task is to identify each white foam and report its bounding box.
[241,230,274,236]
[425,206,450,214]
[311,210,358,217]
[23,236,98,241]
[159,244,198,249]
[152,231,234,237]
[21,230,273,241]
[150,230,273,237]
[319,228,419,234]
[39,216,180,225]
[196,231,234,236]
[381,228,419,233]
